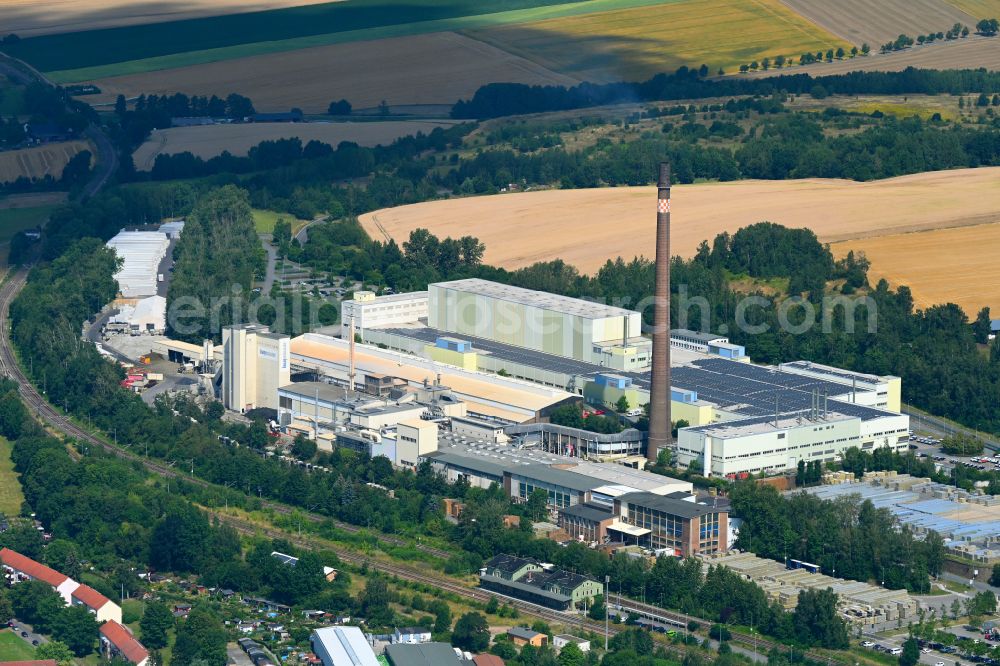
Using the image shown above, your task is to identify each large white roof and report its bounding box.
[311,626,379,666]
[106,231,169,298]
[432,278,635,320]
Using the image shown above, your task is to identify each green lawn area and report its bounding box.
[0,206,57,266]
[0,436,24,517]
[252,209,310,236]
[0,85,25,117]
[0,630,37,661]
[43,0,668,82]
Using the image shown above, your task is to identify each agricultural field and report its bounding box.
[0,0,343,37]
[790,93,967,121]
[831,223,1000,315]
[133,120,463,169]
[6,0,661,81]
[0,630,34,661]
[946,0,1000,18]
[778,0,974,46]
[0,80,25,117]
[83,32,579,113]
[360,167,1000,312]
[0,140,93,184]
[745,35,1000,78]
[0,437,25,516]
[467,0,849,82]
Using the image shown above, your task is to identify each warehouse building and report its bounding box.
[106,230,170,298]
[676,406,909,478]
[342,290,428,338]
[109,295,166,334]
[222,324,290,412]
[428,278,651,371]
[310,626,379,666]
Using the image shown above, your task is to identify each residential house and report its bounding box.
[507,627,547,648]
[553,635,590,652]
[473,655,505,666]
[100,620,150,666]
[479,554,602,612]
[72,583,123,624]
[391,627,432,644]
[0,548,79,603]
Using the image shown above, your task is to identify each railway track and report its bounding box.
[0,268,840,665]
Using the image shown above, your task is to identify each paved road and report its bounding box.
[904,404,1000,453]
[9,621,47,648]
[259,234,277,294]
[293,216,328,245]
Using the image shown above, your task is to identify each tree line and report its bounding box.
[451,67,1000,119]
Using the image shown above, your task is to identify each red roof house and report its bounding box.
[100,620,150,666]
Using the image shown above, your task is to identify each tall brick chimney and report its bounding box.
[647,162,672,464]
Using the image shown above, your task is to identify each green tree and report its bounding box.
[899,637,920,666]
[150,503,211,573]
[990,563,1000,587]
[485,596,499,615]
[36,641,75,666]
[431,599,452,636]
[43,539,82,579]
[140,601,175,649]
[0,589,12,624]
[588,593,607,620]
[452,612,490,652]
[615,395,630,413]
[272,218,292,246]
[52,605,99,656]
[291,434,317,461]
[558,641,585,666]
[172,606,227,666]
[793,588,848,648]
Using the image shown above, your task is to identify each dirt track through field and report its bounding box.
[83,31,580,112]
[132,120,462,170]
[779,0,974,45]
[360,168,1000,311]
[831,224,1000,314]
[0,0,342,36]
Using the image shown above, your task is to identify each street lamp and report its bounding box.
[605,575,610,651]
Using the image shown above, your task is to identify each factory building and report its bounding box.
[289,332,577,423]
[779,361,901,412]
[108,295,166,334]
[341,290,428,338]
[222,325,290,412]
[676,407,909,478]
[608,492,728,557]
[106,230,170,298]
[428,278,650,371]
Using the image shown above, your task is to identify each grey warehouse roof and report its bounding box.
[384,642,465,666]
[558,502,614,523]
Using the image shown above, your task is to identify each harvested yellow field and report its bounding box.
[0,141,93,184]
[133,120,461,170]
[831,224,1000,314]
[945,0,1000,18]
[83,32,579,112]
[0,0,340,37]
[468,0,848,82]
[361,168,1000,311]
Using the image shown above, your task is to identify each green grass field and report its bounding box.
[8,0,583,74]
[0,84,25,117]
[946,0,1000,18]
[0,206,56,264]
[253,209,309,235]
[0,437,24,516]
[44,0,670,83]
[0,630,36,661]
